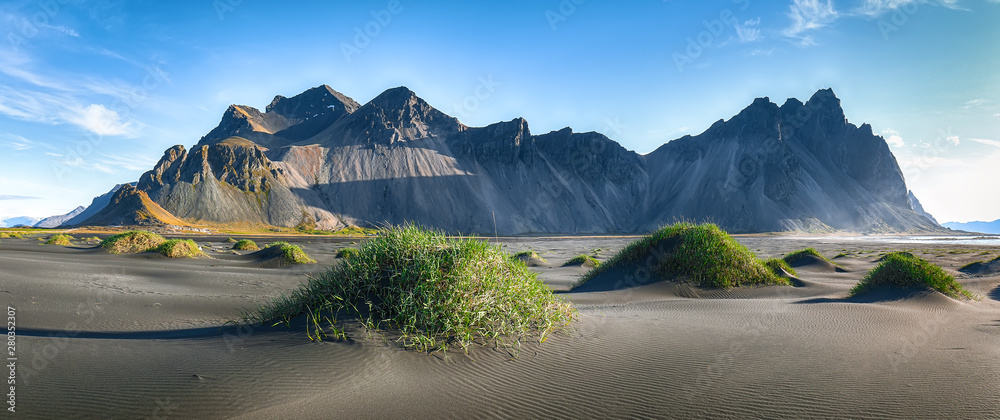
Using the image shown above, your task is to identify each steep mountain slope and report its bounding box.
[99,85,938,234]
[77,184,188,227]
[62,183,130,227]
[34,206,85,228]
[907,191,939,225]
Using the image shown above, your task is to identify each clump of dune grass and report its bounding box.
[764,258,797,276]
[783,248,834,265]
[85,236,101,243]
[225,237,238,243]
[0,232,25,239]
[44,234,74,246]
[563,254,600,267]
[240,224,575,353]
[513,250,546,263]
[232,239,259,251]
[335,247,360,259]
[157,239,205,258]
[574,223,789,289]
[849,252,977,300]
[101,230,166,254]
[263,241,316,264]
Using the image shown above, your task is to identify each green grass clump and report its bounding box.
[513,250,546,263]
[264,241,316,264]
[575,223,789,289]
[563,254,600,267]
[225,237,238,243]
[241,224,575,353]
[44,234,74,246]
[0,232,23,239]
[100,230,166,254]
[335,247,360,259]
[157,239,205,258]
[849,252,977,300]
[232,239,259,251]
[764,258,797,276]
[783,248,833,265]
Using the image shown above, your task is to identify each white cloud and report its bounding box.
[853,0,967,17]
[783,0,838,46]
[735,18,762,43]
[62,104,136,137]
[42,24,80,38]
[881,129,905,147]
[947,135,960,145]
[750,48,775,56]
[97,152,157,171]
[969,138,1000,148]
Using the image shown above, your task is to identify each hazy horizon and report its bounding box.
[0,0,997,224]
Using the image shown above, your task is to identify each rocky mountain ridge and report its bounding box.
[73,85,941,234]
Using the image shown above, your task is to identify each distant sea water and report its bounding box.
[792,235,1000,246]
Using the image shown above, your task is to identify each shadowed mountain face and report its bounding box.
[111,85,937,234]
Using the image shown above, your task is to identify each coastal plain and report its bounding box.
[3,234,999,419]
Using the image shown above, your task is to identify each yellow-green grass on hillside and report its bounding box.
[101,231,166,254]
[263,242,317,264]
[563,254,600,267]
[157,239,206,258]
[232,239,259,251]
[240,224,575,353]
[44,234,74,246]
[850,252,977,300]
[574,223,789,290]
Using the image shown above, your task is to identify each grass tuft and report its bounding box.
[849,252,977,300]
[563,254,600,267]
[574,223,789,289]
[335,247,360,259]
[240,224,575,353]
[783,248,834,265]
[44,234,74,246]
[764,258,797,276]
[225,237,238,243]
[513,250,546,263]
[157,239,205,258]
[100,230,166,254]
[264,241,316,264]
[232,239,259,251]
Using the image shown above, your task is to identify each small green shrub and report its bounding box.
[563,254,600,267]
[783,248,833,265]
[44,234,74,246]
[574,223,788,289]
[513,250,546,263]
[335,247,360,259]
[232,239,259,251]
[241,224,575,353]
[264,241,316,264]
[764,258,796,276]
[158,239,205,258]
[101,231,166,254]
[850,252,977,300]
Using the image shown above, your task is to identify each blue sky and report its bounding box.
[0,0,998,224]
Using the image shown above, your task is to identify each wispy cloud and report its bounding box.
[969,138,1000,148]
[735,18,762,43]
[853,0,967,17]
[0,195,40,200]
[782,0,838,46]
[964,98,990,109]
[881,129,905,147]
[2,133,54,151]
[97,152,158,171]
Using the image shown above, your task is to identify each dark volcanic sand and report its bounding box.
[2,234,999,419]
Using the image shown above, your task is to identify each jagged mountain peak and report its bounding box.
[265,84,361,117]
[342,86,463,144]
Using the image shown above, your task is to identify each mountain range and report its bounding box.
[941,220,1000,234]
[55,85,940,234]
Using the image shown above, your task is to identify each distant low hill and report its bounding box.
[79,85,941,234]
[942,220,1000,234]
[0,216,40,228]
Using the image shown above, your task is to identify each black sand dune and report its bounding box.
[3,235,999,419]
